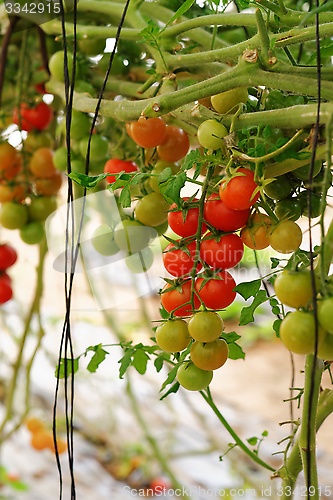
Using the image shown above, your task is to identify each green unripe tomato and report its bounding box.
[264,175,293,200]
[197,119,228,150]
[135,192,170,227]
[274,269,318,309]
[318,297,333,334]
[53,146,68,172]
[68,111,92,141]
[298,191,322,218]
[317,332,333,360]
[268,220,302,254]
[177,362,213,391]
[78,37,105,55]
[0,202,28,229]
[91,224,119,256]
[291,159,322,181]
[28,196,57,222]
[79,135,108,162]
[19,221,45,245]
[279,311,325,355]
[211,87,248,114]
[125,247,154,274]
[188,311,224,342]
[114,219,151,254]
[275,198,302,221]
[149,160,180,193]
[155,319,190,353]
[49,51,74,82]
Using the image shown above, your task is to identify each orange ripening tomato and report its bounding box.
[157,125,190,162]
[240,212,272,250]
[130,117,167,148]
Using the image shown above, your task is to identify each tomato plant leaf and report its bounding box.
[118,347,135,379]
[166,0,196,26]
[159,171,187,205]
[87,344,109,373]
[270,257,281,269]
[221,331,245,360]
[273,318,282,337]
[132,348,150,375]
[160,381,180,400]
[56,357,79,379]
[68,172,106,189]
[154,354,165,372]
[234,279,261,300]
[118,184,132,208]
[239,290,268,326]
[160,364,179,391]
[247,436,258,446]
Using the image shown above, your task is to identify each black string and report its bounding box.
[305,2,321,497]
[53,1,132,498]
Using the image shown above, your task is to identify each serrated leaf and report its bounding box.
[221,331,241,343]
[263,125,271,139]
[166,0,196,26]
[118,348,135,379]
[239,290,268,326]
[56,358,79,379]
[133,348,150,375]
[160,364,179,391]
[160,381,180,400]
[119,184,131,208]
[68,172,106,189]
[159,171,186,205]
[154,355,165,372]
[228,342,245,360]
[87,344,108,373]
[234,279,261,300]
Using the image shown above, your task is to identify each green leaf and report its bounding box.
[87,344,108,373]
[68,172,106,189]
[221,331,241,343]
[263,125,271,139]
[159,171,187,205]
[234,279,261,300]
[247,436,258,446]
[118,347,135,379]
[56,358,79,379]
[237,0,250,7]
[160,381,180,400]
[154,354,165,372]
[269,297,281,316]
[166,0,196,26]
[160,364,179,391]
[239,290,268,326]
[221,331,245,360]
[119,184,132,208]
[133,348,150,375]
[270,257,281,269]
[273,318,282,337]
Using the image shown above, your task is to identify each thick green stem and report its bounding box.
[201,389,275,473]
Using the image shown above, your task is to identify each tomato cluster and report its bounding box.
[0,243,17,305]
[25,416,67,454]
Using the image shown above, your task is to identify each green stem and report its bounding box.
[201,389,276,473]
[299,355,323,499]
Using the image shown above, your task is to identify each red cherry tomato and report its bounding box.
[204,193,250,231]
[161,279,200,317]
[103,158,138,184]
[163,240,201,277]
[13,102,53,132]
[168,198,207,237]
[219,167,260,211]
[200,232,244,269]
[0,274,13,304]
[195,271,236,310]
[0,243,18,270]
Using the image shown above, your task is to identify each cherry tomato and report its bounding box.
[279,311,325,355]
[29,148,57,178]
[197,119,228,150]
[200,232,243,270]
[177,362,213,391]
[211,87,248,114]
[157,125,190,162]
[0,182,27,203]
[155,319,191,352]
[263,175,294,200]
[268,220,302,254]
[219,167,260,211]
[129,117,167,148]
[275,198,302,221]
[318,297,333,334]
[168,198,207,237]
[35,172,63,196]
[0,142,22,181]
[0,244,17,270]
[274,269,317,309]
[163,240,200,277]
[188,311,224,342]
[135,192,170,227]
[125,247,154,274]
[190,339,228,370]
[13,102,53,132]
[104,158,138,184]
[0,277,13,305]
[160,279,200,317]
[195,271,236,310]
[0,202,29,229]
[49,50,74,82]
[317,332,333,360]
[204,193,250,232]
[291,159,322,181]
[28,196,57,222]
[114,220,151,254]
[240,213,272,250]
[91,224,120,256]
[79,135,108,162]
[20,222,45,245]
